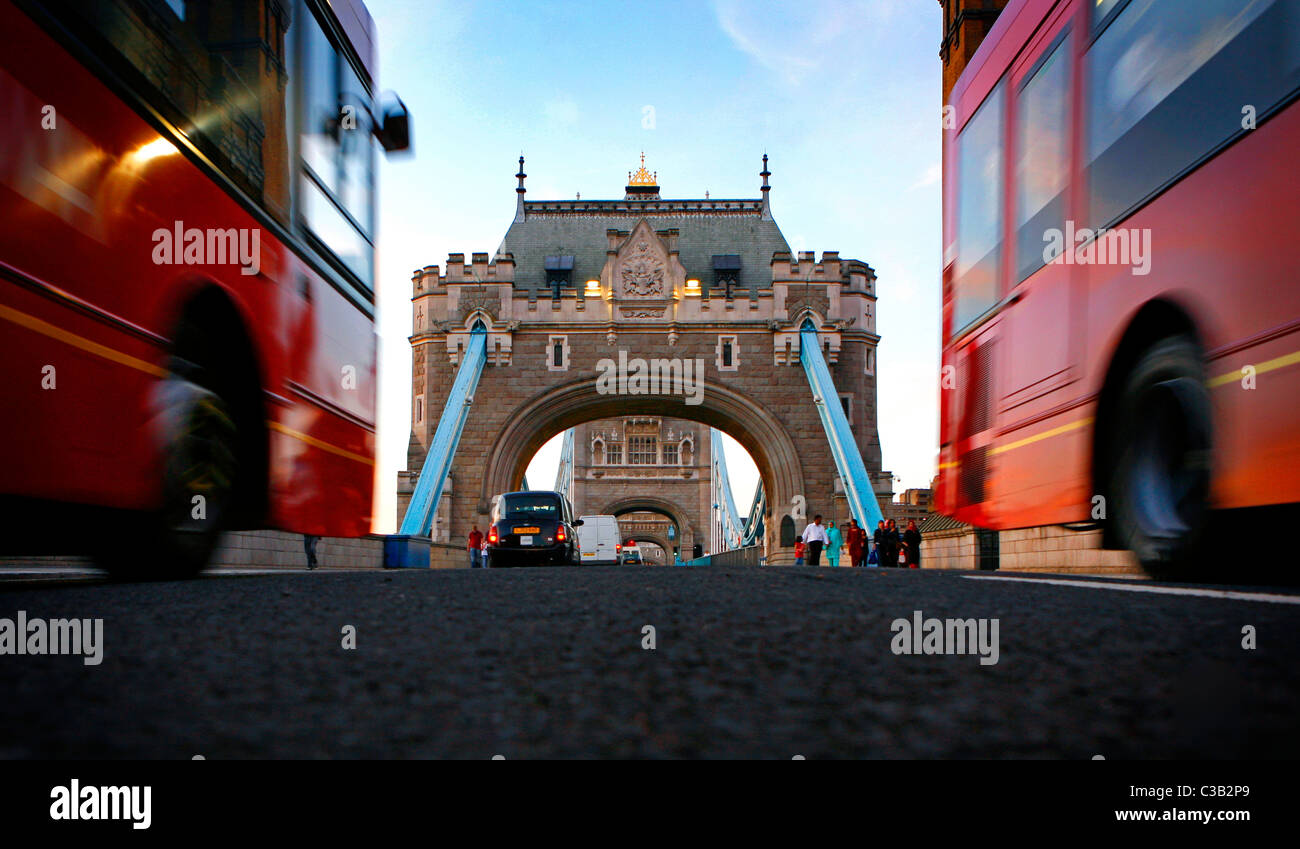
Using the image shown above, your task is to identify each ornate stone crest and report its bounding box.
[620,240,665,297]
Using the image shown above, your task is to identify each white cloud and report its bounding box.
[909,161,941,191]
[712,0,900,85]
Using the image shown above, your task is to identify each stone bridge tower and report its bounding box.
[399,155,893,565]
[571,415,709,561]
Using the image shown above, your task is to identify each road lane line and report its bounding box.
[960,574,1300,605]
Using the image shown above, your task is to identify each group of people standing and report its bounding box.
[795,515,921,568]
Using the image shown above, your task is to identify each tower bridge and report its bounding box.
[396,155,892,566]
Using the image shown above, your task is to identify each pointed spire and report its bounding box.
[626,151,660,200]
[760,152,772,219]
[514,154,527,222]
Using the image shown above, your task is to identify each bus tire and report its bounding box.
[1105,335,1212,577]
[101,376,237,579]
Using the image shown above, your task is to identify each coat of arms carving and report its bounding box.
[620,241,665,297]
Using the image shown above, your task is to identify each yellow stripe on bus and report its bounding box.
[988,417,1094,456]
[937,416,1092,471]
[1208,349,1300,388]
[268,420,374,467]
[0,303,372,468]
[941,344,1300,471]
[0,302,166,377]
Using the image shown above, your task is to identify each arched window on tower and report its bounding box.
[780,515,797,547]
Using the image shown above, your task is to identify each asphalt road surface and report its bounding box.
[1,565,1297,759]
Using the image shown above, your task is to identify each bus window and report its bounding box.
[1014,34,1071,281]
[1092,0,1123,31]
[339,61,376,238]
[48,1,291,220]
[1087,0,1297,229]
[298,6,376,291]
[953,83,1005,335]
[300,13,342,197]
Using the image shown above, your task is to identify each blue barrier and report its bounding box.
[799,320,884,530]
[553,428,574,504]
[710,429,745,548]
[393,323,488,555]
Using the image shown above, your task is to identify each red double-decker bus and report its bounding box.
[938,0,1300,574]
[0,0,409,575]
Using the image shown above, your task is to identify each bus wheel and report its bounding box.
[1106,336,1212,577]
[103,377,237,578]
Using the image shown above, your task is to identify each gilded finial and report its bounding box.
[628,151,657,187]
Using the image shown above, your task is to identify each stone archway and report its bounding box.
[601,496,696,560]
[475,375,805,563]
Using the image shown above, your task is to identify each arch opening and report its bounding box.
[486,377,799,560]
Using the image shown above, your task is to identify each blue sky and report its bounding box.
[368,0,941,532]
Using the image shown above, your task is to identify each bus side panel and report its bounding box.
[1082,97,1300,512]
[0,2,376,538]
[0,4,169,510]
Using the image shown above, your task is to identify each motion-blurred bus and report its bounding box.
[0,0,409,575]
[937,0,1300,574]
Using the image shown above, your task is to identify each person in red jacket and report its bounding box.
[846,520,866,568]
[467,526,484,569]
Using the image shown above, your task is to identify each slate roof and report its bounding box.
[916,512,971,534]
[498,200,792,293]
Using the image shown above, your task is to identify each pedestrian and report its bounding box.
[846,519,865,568]
[825,519,843,568]
[793,536,806,566]
[884,519,901,568]
[801,514,828,566]
[467,525,484,568]
[303,534,319,570]
[873,520,885,567]
[903,519,922,569]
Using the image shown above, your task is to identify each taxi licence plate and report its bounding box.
[513,527,540,534]
[520,535,534,546]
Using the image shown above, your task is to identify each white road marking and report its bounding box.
[961,574,1300,605]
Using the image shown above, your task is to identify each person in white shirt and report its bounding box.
[801,515,828,566]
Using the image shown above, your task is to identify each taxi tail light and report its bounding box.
[487,526,498,544]
[556,526,566,542]
[616,543,622,552]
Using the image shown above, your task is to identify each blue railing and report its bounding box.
[799,320,884,530]
[397,323,488,537]
[738,479,765,548]
[710,428,744,550]
[553,428,574,504]
[683,546,763,567]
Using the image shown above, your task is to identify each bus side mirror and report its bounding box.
[573,519,584,526]
[375,94,411,152]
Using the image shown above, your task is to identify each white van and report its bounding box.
[577,515,621,566]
